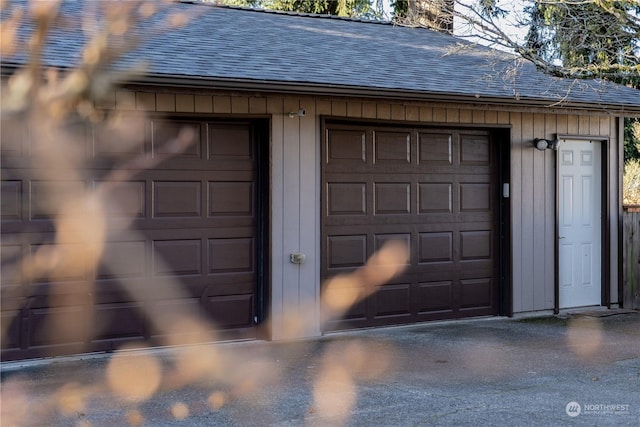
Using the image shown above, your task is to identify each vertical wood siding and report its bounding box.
[281,97,302,336]
[543,113,557,309]
[266,97,285,337]
[103,89,621,337]
[510,112,524,311]
[297,99,320,337]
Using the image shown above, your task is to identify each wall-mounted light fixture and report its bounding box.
[288,108,306,118]
[533,138,560,151]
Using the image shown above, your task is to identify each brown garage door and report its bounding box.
[1,117,265,361]
[322,123,500,331]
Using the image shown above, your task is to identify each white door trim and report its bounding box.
[557,139,603,309]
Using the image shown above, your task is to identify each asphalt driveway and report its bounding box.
[2,310,639,426]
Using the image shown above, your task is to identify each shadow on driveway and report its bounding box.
[2,311,639,426]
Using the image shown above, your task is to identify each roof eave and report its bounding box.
[2,63,639,114]
[128,74,640,115]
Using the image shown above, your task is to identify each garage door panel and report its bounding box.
[30,180,88,220]
[373,284,411,318]
[373,131,411,164]
[2,119,263,361]
[29,243,90,283]
[459,183,492,212]
[98,241,147,280]
[203,294,254,329]
[208,181,254,216]
[417,281,454,313]
[208,238,255,273]
[419,232,453,263]
[374,183,411,214]
[29,304,90,347]
[101,181,147,218]
[208,124,254,160]
[1,289,24,310]
[92,302,147,341]
[91,113,146,158]
[154,139,203,162]
[460,230,492,260]
[323,125,499,331]
[418,182,452,213]
[327,182,367,216]
[1,180,23,221]
[152,239,202,277]
[2,310,22,350]
[332,290,367,321]
[1,119,29,157]
[460,134,491,165]
[151,120,203,159]
[457,261,495,278]
[326,129,367,164]
[148,298,204,338]
[90,284,142,303]
[418,133,453,165]
[1,243,23,287]
[460,278,494,310]
[327,235,368,269]
[374,233,411,250]
[152,181,202,218]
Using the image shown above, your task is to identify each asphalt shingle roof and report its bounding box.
[4,0,640,111]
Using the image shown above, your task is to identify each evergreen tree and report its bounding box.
[392,0,454,33]
[523,1,639,162]
[218,0,382,19]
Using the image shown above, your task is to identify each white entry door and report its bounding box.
[558,140,602,308]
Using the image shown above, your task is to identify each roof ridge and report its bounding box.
[180,0,392,25]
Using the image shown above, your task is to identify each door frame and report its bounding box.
[554,134,610,313]
[319,117,511,330]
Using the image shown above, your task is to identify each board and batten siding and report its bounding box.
[105,88,621,338]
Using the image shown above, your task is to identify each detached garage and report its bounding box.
[2,1,639,360]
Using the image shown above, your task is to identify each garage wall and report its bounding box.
[509,112,619,312]
[111,88,620,337]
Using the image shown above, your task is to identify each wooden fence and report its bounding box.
[623,206,640,309]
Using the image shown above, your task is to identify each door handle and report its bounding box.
[559,236,566,240]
